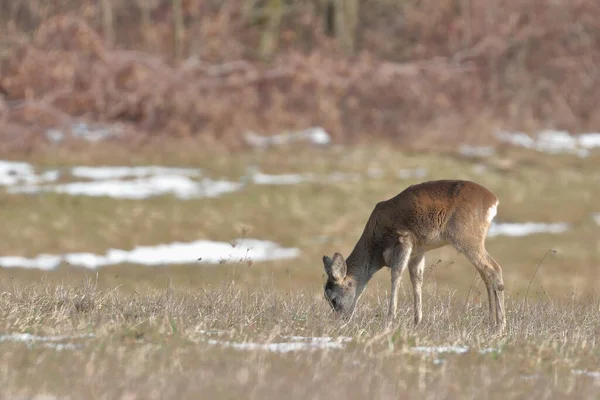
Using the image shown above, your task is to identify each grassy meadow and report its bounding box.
[0,141,599,399]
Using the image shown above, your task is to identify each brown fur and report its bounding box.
[322,180,506,332]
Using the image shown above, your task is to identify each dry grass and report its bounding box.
[1,279,599,399]
[0,143,599,398]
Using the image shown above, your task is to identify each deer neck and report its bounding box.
[345,237,382,285]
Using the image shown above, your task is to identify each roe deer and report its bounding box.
[322,179,506,332]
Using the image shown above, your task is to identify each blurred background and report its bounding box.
[0,0,598,302]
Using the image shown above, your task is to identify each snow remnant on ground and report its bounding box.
[244,127,331,148]
[0,239,300,270]
[0,333,95,351]
[496,130,600,157]
[488,222,569,237]
[70,165,202,180]
[206,336,352,353]
[10,175,242,200]
[0,161,59,186]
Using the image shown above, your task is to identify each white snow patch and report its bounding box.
[572,369,600,379]
[0,161,239,200]
[281,335,352,343]
[250,171,306,185]
[578,133,600,149]
[207,336,351,353]
[497,131,535,148]
[411,346,470,355]
[0,161,59,186]
[0,333,95,343]
[536,130,583,154]
[496,130,600,157]
[398,168,428,180]
[0,161,36,186]
[9,175,242,200]
[410,345,500,365]
[0,254,62,270]
[40,170,61,182]
[2,161,371,200]
[245,167,361,185]
[488,222,569,237]
[459,145,495,158]
[0,333,94,351]
[46,122,121,144]
[0,238,300,270]
[39,342,83,351]
[592,213,600,226]
[71,166,202,180]
[244,127,331,148]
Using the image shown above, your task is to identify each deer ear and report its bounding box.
[324,252,347,281]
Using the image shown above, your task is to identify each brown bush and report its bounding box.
[0,1,599,152]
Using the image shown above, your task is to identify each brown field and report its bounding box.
[2,1,600,398]
[0,142,599,399]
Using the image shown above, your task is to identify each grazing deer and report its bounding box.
[322,179,506,332]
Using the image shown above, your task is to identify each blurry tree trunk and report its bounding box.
[258,0,284,61]
[172,0,185,61]
[37,1,50,29]
[330,0,358,54]
[461,0,471,46]
[100,0,114,46]
[312,0,334,36]
[485,0,497,31]
[138,0,155,52]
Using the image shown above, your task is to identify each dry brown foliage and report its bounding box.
[0,0,599,153]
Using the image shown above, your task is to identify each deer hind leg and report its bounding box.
[485,252,506,332]
[408,254,425,326]
[457,243,505,332]
[384,237,413,322]
[475,266,496,327]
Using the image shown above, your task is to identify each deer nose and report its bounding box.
[330,297,339,308]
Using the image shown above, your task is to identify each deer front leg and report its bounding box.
[386,240,413,322]
[408,255,425,326]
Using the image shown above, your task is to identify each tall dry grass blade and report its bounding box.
[462,270,478,312]
[522,249,557,310]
